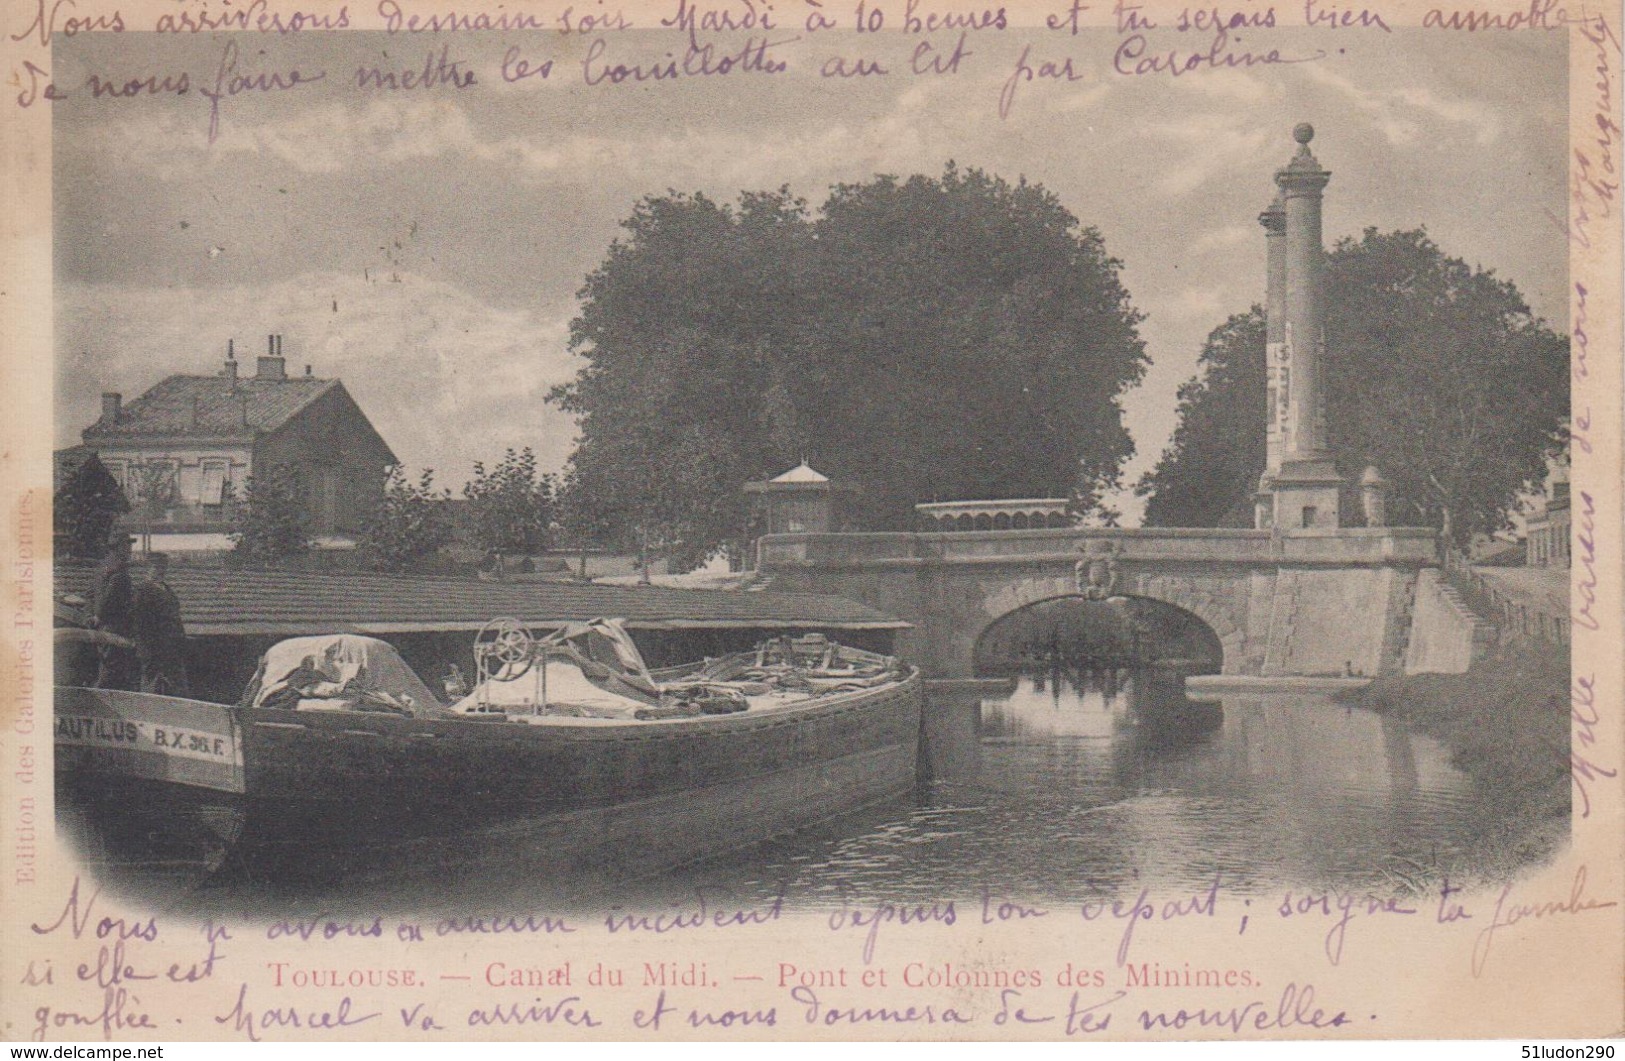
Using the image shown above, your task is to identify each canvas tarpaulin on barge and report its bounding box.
[243,634,441,717]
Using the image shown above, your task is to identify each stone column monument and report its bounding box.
[1254,194,1287,530]
[1268,123,1344,529]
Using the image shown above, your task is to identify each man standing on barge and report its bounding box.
[132,552,191,697]
[90,533,137,690]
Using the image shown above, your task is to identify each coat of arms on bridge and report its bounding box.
[1074,540,1121,601]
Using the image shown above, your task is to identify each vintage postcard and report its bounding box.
[0,0,1620,1043]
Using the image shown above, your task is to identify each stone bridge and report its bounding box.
[757,526,1439,679]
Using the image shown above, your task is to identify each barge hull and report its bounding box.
[55,675,924,891]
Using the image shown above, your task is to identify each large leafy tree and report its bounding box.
[1138,229,1568,543]
[1326,229,1568,542]
[554,466,617,579]
[54,453,130,560]
[229,466,311,566]
[556,362,748,576]
[1137,309,1267,529]
[804,166,1147,526]
[552,165,1148,562]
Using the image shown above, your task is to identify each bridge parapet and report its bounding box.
[759,532,917,566]
[760,526,1438,569]
[1274,527,1438,563]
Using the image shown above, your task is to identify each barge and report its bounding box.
[54,621,923,895]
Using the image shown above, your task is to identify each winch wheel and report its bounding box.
[474,617,536,682]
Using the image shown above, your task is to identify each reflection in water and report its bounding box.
[663,669,1531,908]
[980,666,1129,740]
[980,665,1220,741]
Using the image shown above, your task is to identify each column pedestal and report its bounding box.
[1271,458,1342,530]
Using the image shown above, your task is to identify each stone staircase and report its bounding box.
[1430,572,1500,655]
[1441,554,1565,647]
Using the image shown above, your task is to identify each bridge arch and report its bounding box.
[978,574,1247,674]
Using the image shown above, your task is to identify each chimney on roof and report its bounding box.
[257,334,287,380]
[101,392,122,422]
[222,338,239,383]
[304,364,313,378]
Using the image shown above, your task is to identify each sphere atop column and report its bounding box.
[1277,122,1330,187]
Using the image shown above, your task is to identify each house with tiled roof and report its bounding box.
[78,335,396,540]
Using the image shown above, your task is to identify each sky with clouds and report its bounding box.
[53,25,1567,522]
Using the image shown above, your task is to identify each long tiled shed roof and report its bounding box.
[82,376,337,441]
[55,564,908,636]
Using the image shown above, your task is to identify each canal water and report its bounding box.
[634,668,1558,911]
[64,667,1563,919]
